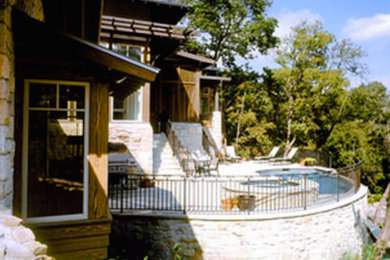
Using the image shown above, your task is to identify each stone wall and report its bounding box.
[207,111,223,151]
[109,186,368,260]
[171,122,205,155]
[0,213,53,259]
[109,122,153,175]
[0,0,44,214]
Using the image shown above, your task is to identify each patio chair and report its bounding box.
[182,158,197,176]
[269,147,298,164]
[208,158,220,176]
[254,146,280,161]
[226,146,241,162]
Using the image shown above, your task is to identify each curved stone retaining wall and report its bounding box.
[109,186,368,260]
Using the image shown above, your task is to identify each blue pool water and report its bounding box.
[253,168,353,194]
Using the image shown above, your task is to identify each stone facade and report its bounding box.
[0,213,53,259]
[207,111,223,152]
[109,186,368,260]
[0,0,44,214]
[109,122,153,175]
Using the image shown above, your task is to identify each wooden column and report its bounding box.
[88,81,109,219]
[142,46,151,122]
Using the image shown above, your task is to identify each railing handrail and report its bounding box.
[202,126,220,157]
[108,162,362,214]
[165,120,191,167]
[336,161,361,172]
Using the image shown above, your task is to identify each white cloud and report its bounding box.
[342,14,390,41]
[274,9,322,37]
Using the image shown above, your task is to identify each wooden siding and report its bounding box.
[29,218,111,260]
[151,65,200,130]
[13,60,111,259]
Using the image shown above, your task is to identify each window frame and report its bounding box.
[108,43,145,123]
[22,79,90,223]
[111,87,144,122]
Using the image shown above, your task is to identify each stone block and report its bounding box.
[1,239,35,260]
[0,213,22,226]
[0,54,10,80]
[0,22,12,55]
[32,255,55,260]
[0,80,9,97]
[24,241,48,255]
[11,226,35,243]
[0,127,13,155]
[0,99,10,125]
[0,155,11,180]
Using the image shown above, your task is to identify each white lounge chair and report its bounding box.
[226,146,241,162]
[269,147,298,164]
[254,146,280,161]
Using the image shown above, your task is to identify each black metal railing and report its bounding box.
[108,163,362,214]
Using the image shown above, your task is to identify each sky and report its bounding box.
[236,0,390,92]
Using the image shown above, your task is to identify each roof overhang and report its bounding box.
[164,51,215,70]
[200,75,232,82]
[13,9,159,83]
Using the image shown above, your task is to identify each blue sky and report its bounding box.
[237,0,390,91]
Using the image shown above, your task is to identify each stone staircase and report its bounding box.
[153,133,184,175]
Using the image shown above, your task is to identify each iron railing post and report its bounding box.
[120,176,124,213]
[247,176,251,215]
[355,163,361,192]
[303,174,307,210]
[336,171,340,202]
[183,176,187,214]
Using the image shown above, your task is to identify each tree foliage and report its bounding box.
[273,21,365,155]
[183,0,278,67]
[325,82,390,192]
[220,22,389,192]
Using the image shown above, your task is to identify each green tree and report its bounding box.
[221,66,276,156]
[273,21,364,156]
[184,0,278,67]
[326,82,390,192]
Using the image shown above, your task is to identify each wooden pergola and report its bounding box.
[101,15,193,42]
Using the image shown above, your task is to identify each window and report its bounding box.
[111,44,144,121]
[113,89,143,120]
[22,79,89,223]
[201,87,212,114]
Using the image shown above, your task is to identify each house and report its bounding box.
[99,0,231,175]
[99,0,193,175]
[0,0,159,258]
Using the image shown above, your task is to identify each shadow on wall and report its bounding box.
[107,190,202,259]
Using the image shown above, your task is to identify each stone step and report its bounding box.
[153,133,184,175]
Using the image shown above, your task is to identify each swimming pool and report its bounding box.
[253,167,353,195]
